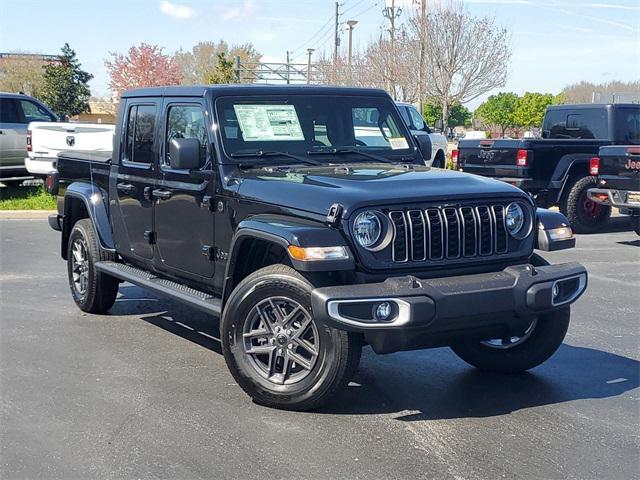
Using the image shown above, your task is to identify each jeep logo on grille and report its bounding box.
[66,136,75,147]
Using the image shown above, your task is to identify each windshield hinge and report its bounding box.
[326,203,343,226]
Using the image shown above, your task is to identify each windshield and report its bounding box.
[215,95,415,163]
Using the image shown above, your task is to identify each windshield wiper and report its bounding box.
[307,147,405,165]
[230,150,321,166]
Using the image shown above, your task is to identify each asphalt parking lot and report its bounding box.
[1,216,638,480]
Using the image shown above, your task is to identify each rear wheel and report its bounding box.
[560,176,610,233]
[631,215,640,236]
[221,264,361,411]
[450,307,570,373]
[67,219,119,313]
[433,150,445,168]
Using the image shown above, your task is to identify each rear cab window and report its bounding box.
[123,104,158,165]
[543,108,609,139]
[614,107,640,145]
[0,98,21,123]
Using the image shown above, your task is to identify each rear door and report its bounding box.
[153,98,215,278]
[112,100,159,261]
[0,98,25,170]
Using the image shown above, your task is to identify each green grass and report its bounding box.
[0,184,56,210]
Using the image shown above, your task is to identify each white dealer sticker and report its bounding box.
[389,137,409,150]
[233,104,304,142]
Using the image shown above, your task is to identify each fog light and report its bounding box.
[374,302,392,321]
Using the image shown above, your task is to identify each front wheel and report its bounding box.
[631,215,640,236]
[221,264,361,411]
[450,307,570,373]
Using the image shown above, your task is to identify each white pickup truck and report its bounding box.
[396,102,449,168]
[25,122,115,176]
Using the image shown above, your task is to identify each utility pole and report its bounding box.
[417,0,426,115]
[306,48,315,84]
[346,20,358,69]
[333,1,340,63]
[286,50,290,84]
[382,0,402,97]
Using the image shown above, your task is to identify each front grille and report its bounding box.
[388,204,509,263]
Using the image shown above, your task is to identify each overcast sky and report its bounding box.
[1,0,638,108]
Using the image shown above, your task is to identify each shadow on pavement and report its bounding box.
[113,287,638,420]
[322,344,639,420]
[596,215,634,234]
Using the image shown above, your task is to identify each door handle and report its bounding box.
[152,189,172,200]
[116,183,135,194]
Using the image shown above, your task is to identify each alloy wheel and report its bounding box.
[71,238,89,297]
[243,297,319,385]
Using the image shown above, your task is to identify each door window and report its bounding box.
[0,98,21,123]
[352,107,406,148]
[18,100,54,123]
[123,104,157,164]
[408,106,426,131]
[164,104,208,169]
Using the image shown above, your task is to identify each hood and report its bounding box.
[234,163,526,218]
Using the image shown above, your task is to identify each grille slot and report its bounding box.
[387,203,513,264]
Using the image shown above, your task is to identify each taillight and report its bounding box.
[27,129,32,152]
[590,156,600,176]
[451,149,459,166]
[516,149,529,167]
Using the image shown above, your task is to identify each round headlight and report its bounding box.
[505,202,526,237]
[353,211,382,249]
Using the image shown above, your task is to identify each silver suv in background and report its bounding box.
[0,92,57,184]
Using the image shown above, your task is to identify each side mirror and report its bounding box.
[413,134,432,165]
[169,138,200,170]
[434,118,444,131]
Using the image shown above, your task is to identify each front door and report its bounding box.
[153,99,215,278]
[112,101,159,261]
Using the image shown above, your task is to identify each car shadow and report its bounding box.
[112,286,639,421]
[596,215,635,234]
[321,344,639,420]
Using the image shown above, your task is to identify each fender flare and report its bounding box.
[61,182,115,259]
[222,214,354,302]
[549,153,594,202]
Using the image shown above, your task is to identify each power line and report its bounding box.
[289,14,335,57]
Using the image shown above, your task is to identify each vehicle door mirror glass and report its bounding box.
[169,137,201,170]
[413,134,432,162]
[434,118,444,131]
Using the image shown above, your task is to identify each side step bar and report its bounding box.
[95,261,222,317]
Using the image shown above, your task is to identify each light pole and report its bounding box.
[346,20,358,69]
[306,48,315,84]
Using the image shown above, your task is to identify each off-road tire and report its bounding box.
[450,307,570,373]
[221,264,361,411]
[433,150,446,168]
[560,176,610,233]
[67,218,119,313]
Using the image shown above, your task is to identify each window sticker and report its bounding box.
[389,137,409,149]
[233,104,304,141]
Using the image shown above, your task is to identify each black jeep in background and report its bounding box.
[588,145,640,235]
[47,85,587,411]
[457,103,640,233]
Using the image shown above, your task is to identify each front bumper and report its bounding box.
[588,188,640,211]
[311,262,587,353]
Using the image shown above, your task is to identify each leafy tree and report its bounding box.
[514,92,554,129]
[423,102,471,128]
[205,53,238,84]
[105,43,182,98]
[475,92,519,136]
[175,40,261,84]
[0,54,47,97]
[39,44,92,118]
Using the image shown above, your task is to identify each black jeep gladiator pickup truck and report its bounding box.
[456,103,640,233]
[47,85,587,411]
[588,145,640,235]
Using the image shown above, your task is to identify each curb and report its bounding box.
[0,210,56,219]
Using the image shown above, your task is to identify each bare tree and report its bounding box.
[0,54,48,97]
[412,1,511,126]
[561,80,640,103]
